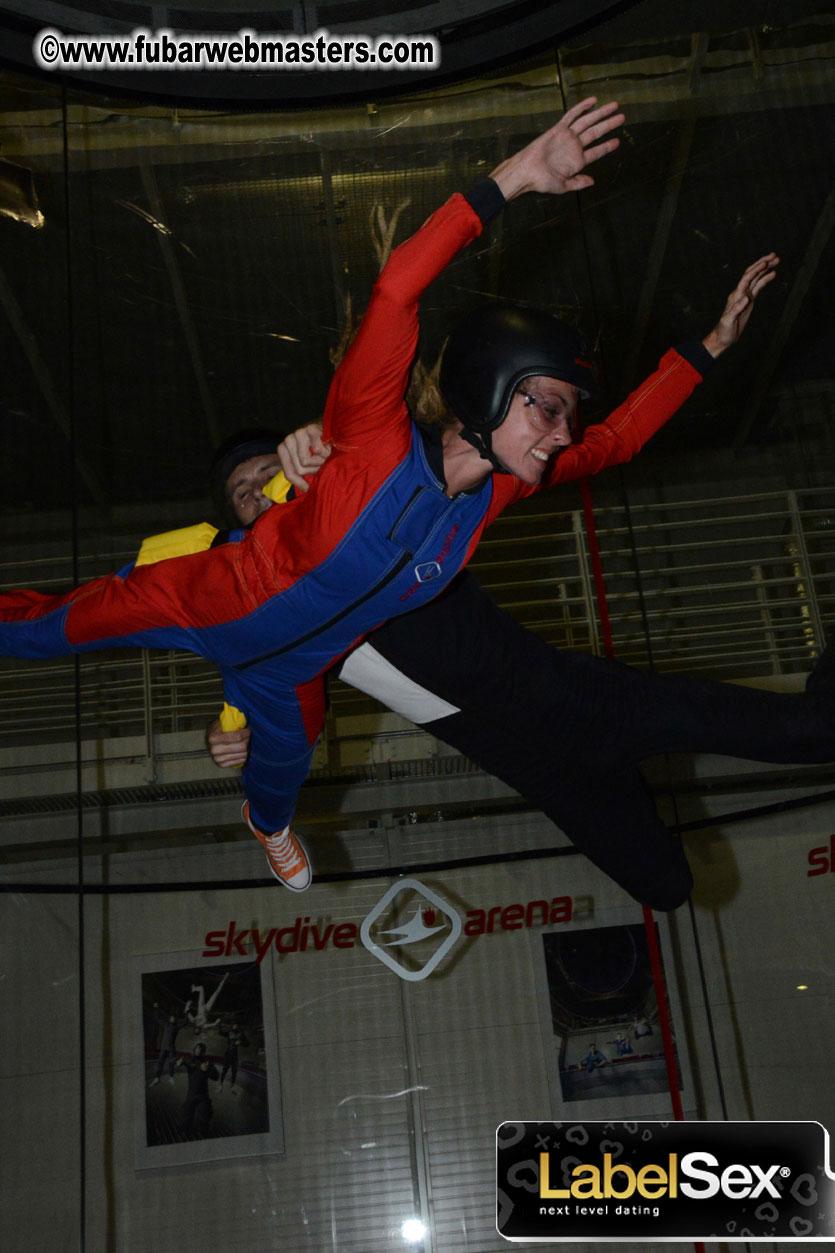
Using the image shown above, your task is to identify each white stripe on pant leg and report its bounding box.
[338,642,460,724]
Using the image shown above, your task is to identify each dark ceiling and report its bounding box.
[0,0,637,102]
[0,1,833,529]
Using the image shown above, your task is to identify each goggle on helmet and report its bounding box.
[439,303,597,469]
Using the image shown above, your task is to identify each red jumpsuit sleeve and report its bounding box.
[321,193,484,448]
[544,348,703,487]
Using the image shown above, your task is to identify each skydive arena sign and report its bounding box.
[496,1121,835,1241]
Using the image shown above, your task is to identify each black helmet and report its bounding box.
[439,303,596,436]
[208,426,280,524]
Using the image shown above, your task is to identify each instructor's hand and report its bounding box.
[207,718,251,768]
[277,422,332,491]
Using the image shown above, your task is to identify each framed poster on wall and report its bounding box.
[130,949,284,1170]
[532,909,694,1119]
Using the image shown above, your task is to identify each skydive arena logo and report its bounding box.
[360,878,461,981]
[202,888,573,967]
[496,1121,835,1241]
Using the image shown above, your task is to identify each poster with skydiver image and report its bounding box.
[533,911,695,1119]
[132,950,285,1169]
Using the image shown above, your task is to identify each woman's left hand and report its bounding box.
[702,253,779,357]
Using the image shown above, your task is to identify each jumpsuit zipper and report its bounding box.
[234,484,434,671]
[235,550,414,671]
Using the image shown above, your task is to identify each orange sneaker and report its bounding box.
[242,802,312,891]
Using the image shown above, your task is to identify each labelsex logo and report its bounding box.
[497,1120,835,1242]
[360,878,462,982]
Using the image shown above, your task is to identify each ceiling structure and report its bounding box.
[0,1,832,530]
[0,0,637,102]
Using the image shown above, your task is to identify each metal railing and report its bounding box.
[1,488,833,751]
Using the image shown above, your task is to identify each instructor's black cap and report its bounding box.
[208,427,280,523]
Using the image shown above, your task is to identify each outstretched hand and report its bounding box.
[490,97,625,201]
[702,253,779,357]
[277,421,331,491]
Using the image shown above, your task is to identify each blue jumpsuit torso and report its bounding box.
[126,427,494,692]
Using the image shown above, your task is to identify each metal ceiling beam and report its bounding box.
[686,29,710,95]
[0,262,108,507]
[138,157,221,446]
[318,146,349,341]
[486,129,509,296]
[1,40,834,168]
[732,180,835,450]
[618,114,696,394]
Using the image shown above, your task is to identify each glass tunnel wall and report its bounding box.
[1,12,834,1253]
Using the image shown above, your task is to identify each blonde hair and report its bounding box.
[331,201,463,429]
[406,343,458,430]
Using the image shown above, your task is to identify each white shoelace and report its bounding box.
[264,827,301,872]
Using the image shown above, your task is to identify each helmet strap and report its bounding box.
[459,426,510,475]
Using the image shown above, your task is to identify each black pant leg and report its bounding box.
[194,1098,212,1138]
[181,1098,197,1134]
[601,663,835,768]
[370,571,835,767]
[366,572,596,738]
[423,706,693,911]
[367,573,834,908]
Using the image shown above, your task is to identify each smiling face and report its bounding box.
[225,453,284,525]
[489,375,579,483]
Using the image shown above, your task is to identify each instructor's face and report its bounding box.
[226,454,283,525]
